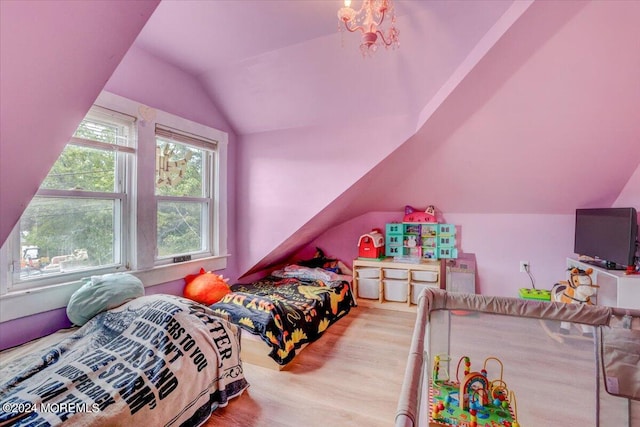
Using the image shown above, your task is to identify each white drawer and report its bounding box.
[383,268,408,279]
[383,279,408,302]
[358,278,380,299]
[411,270,438,282]
[357,268,380,279]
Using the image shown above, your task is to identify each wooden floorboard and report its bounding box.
[206,305,416,427]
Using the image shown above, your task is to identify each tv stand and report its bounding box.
[567,258,640,309]
[582,259,626,271]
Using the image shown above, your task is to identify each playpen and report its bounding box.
[396,288,639,426]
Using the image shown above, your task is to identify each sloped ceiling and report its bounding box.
[0,0,160,245]
[352,0,640,215]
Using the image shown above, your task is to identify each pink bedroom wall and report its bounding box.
[0,309,72,353]
[235,114,415,275]
[613,164,640,259]
[296,211,575,298]
[0,0,159,247]
[442,213,575,296]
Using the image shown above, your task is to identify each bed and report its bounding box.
[395,288,640,427]
[0,294,248,427]
[210,264,355,369]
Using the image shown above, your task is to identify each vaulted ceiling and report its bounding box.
[133,0,517,135]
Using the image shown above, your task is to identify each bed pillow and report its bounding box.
[66,273,145,326]
[271,265,342,282]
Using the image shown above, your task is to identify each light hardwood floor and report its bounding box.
[206,304,416,427]
[207,304,638,427]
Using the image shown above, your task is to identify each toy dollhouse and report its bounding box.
[357,229,385,259]
[385,222,458,261]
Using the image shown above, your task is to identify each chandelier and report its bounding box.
[337,0,399,56]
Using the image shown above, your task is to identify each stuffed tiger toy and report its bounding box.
[551,267,599,335]
[551,267,599,305]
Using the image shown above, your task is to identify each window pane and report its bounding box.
[74,115,129,145]
[40,145,116,192]
[155,140,203,197]
[18,198,116,280]
[157,201,204,257]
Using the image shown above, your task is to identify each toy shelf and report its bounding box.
[352,257,444,311]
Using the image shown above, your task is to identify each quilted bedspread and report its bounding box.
[211,276,354,365]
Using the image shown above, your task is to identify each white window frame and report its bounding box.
[154,126,217,264]
[0,92,229,322]
[3,106,135,292]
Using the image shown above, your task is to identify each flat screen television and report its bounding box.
[574,207,638,270]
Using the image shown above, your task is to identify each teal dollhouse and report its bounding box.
[385,222,458,260]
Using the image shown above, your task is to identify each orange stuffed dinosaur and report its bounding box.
[184,268,231,305]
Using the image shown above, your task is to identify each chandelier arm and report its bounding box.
[376,29,393,47]
[343,20,365,34]
[373,8,387,29]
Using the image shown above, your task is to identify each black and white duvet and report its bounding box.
[0,294,248,426]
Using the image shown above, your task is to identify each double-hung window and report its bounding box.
[155,126,217,262]
[7,106,134,290]
[0,91,228,322]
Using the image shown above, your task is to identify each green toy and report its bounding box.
[518,288,551,301]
